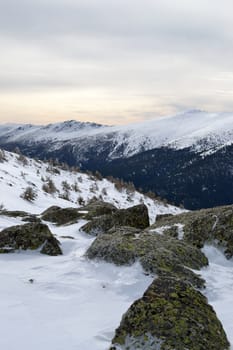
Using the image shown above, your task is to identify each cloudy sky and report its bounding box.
[0,0,233,125]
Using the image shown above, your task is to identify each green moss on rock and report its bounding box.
[0,222,62,255]
[86,227,207,288]
[110,277,230,350]
[150,204,233,259]
[82,204,149,235]
[41,206,83,225]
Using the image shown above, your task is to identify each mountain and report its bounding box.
[1,110,233,209]
[0,149,232,349]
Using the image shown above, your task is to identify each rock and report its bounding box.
[81,200,117,220]
[0,222,62,255]
[86,227,207,288]
[110,277,230,350]
[0,210,31,218]
[156,213,174,222]
[82,204,149,235]
[41,206,82,225]
[150,204,233,259]
[41,201,118,226]
[21,215,41,223]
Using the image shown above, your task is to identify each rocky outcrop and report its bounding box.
[41,201,118,225]
[81,204,149,235]
[0,209,41,223]
[86,226,207,288]
[81,200,117,219]
[0,210,31,218]
[110,277,230,350]
[85,205,233,349]
[41,206,83,225]
[0,222,62,255]
[150,204,233,259]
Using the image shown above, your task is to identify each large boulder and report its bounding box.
[81,204,150,235]
[81,200,117,220]
[0,210,31,218]
[110,277,230,350]
[0,222,62,255]
[41,201,118,226]
[150,204,233,259]
[41,206,83,225]
[86,227,207,288]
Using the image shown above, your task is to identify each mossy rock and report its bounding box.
[0,210,31,218]
[150,204,233,258]
[81,200,117,220]
[82,204,149,235]
[41,206,83,225]
[110,277,230,350]
[0,222,62,255]
[86,227,207,288]
[21,215,41,223]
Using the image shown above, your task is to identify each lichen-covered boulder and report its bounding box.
[110,277,230,350]
[86,227,207,288]
[150,204,233,259]
[41,206,83,225]
[81,200,117,220]
[82,204,149,235]
[0,222,62,255]
[0,210,31,218]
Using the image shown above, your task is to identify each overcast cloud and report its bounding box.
[0,0,233,124]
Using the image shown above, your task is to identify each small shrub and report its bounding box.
[17,153,28,166]
[59,191,70,201]
[77,196,85,206]
[77,176,83,183]
[20,186,37,202]
[42,178,57,194]
[62,180,71,191]
[0,149,6,162]
[72,182,80,192]
[101,187,107,196]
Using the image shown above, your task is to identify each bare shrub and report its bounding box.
[20,186,37,202]
[42,178,57,194]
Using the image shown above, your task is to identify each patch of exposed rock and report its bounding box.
[150,204,233,258]
[0,222,62,255]
[41,200,118,225]
[81,204,149,235]
[110,277,230,350]
[41,206,83,225]
[86,226,207,288]
[81,200,117,219]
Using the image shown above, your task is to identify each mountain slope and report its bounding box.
[0,149,181,221]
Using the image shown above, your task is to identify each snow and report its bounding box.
[201,246,233,349]
[0,218,153,350]
[2,110,233,158]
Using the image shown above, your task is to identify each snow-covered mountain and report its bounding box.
[1,110,233,157]
[1,110,233,210]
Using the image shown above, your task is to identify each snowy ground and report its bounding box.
[0,218,153,350]
[201,246,233,349]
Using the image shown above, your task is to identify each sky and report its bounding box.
[1,0,233,125]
